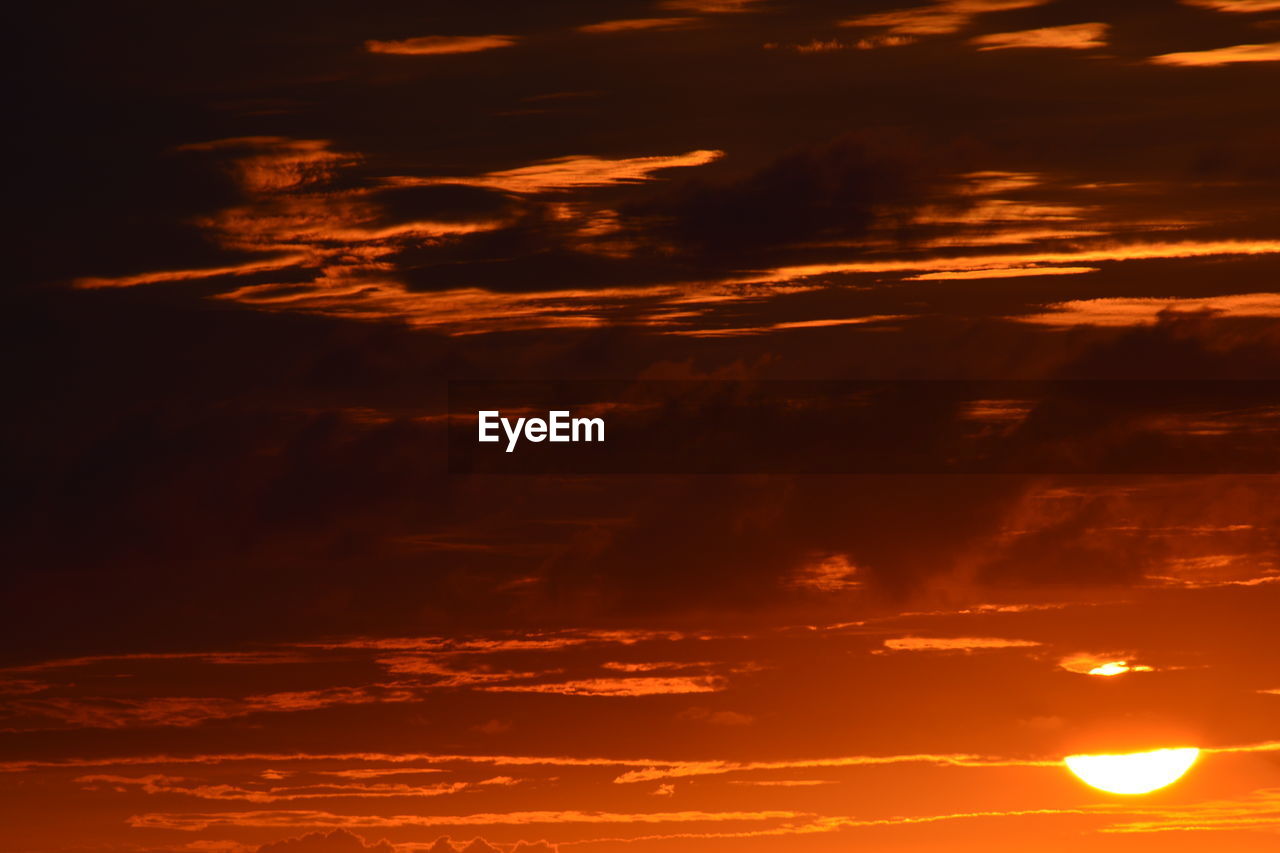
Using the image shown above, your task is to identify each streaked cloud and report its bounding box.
[741,239,1280,284]
[364,35,517,56]
[76,773,480,803]
[881,636,1042,651]
[971,22,1108,51]
[1150,42,1280,66]
[577,18,698,34]
[6,685,418,730]
[1182,0,1280,11]
[388,149,723,194]
[841,1,1050,37]
[1024,292,1280,326]
[904,265,1098,280]
[611,751,1053,784]
[480,676,727,696]
[129,808,806,831]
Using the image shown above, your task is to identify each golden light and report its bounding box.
[1087,660,1153,677]
[1064,747,1200,794]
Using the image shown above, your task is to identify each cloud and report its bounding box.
[75,773,480,802]
[388,150,723,194]
[881,637,1041,652]
[678,706,755,726]
[480,675,727,696]
[129,808,806,831]
[841,1,1049,37]
[1024,293,1280,326]
[7,685,418,730]
[626,133,952,258]
[1182,0,1280,11]
[741,239,1280,285]
[1150,42,1280,66]
[1057,653,1155,676]
[577,19,698,34]
[611,752,1052,784]
[971,23,1108,51]
[364,36,517,56]
[256,830,393,853]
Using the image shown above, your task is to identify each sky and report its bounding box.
[7,1,1280,851]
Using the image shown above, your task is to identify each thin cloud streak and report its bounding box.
[129,809,807,831]
[1182,0,1280,12]
[386,150,723,194]
[970,23,1108,51]
[365,35,517,56]
[577,19,698,34]
[1023,292,1280,326]
[1150,42,1280,66]
[881,637,1041,651]
[841,1,1050,37]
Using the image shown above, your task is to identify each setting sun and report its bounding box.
[1065,747,1201,795]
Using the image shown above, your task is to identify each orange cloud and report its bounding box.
[296,629,690,653]
[1150,41,1280,66]
[1058,653,1155,676]
[388,149,723,193]
[8,686,418,730]
[881,636,1041,651]
[742,239,1280,284]
[611,752,1053,784]
[1182,0,1280,11]
[787,554,861,591]
[577,18,697,33]
[480,676,727,696]
[678,707,755,726]
[904,265,1098,280]
[1023,292,1280,326]
[841,1,1049,36]
[256,830,394,853]
[128,808,806,831]
[971,22,1108,51]
[76,773,478,803]
[364,35,516,56]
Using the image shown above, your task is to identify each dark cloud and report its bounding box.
[623,132,956,262]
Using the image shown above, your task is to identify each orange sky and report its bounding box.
[7,0,1280,851]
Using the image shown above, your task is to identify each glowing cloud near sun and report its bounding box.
[1064,747,1200,794]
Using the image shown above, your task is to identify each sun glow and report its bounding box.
[1064,747,1200,794]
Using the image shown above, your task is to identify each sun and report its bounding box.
[1064,747,1200,794]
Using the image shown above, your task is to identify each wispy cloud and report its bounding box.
[5,685,418,730]
[129,808,806,831]
[577,19,698,34]
[1150,42,1280,66]
[971,22,1108,51]
[76,773,480,803]
[842,1,1049,37]
[881,636,1041,651]
[1182,0,1280,12]
[387,150,723,194]
[364,35,517,56]
[480,676,727,696]
[1024,292,1280,326]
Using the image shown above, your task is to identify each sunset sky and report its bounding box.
[7,1,1280,851]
